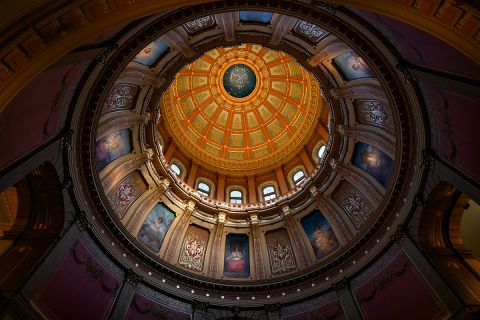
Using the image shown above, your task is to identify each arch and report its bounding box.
[195,177,215,198]
[226,185,247,204]
[260,183,278,201]
[170,158,186,180]
[288,165,307,188]
[0,162,65,294]
[0,0,478,116]
[418,181,480,305]
[312,140,327,163]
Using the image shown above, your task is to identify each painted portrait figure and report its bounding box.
[137,203,175,253]
[352,142,394,187]
[301,210,340,260]
[133,39,169,67]
[95,129,132,171]
[224,234,250,278]
[333,50,374,80]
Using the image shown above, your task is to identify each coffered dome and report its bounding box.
[161,44,324,173]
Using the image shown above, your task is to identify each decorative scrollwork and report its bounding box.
[125,268,143,286]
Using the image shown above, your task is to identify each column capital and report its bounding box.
[124,268,143,286]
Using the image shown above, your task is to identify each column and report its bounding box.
[164,200,196,262]
[208,212,226,278]
[250,214,265,279]
[186,162,199,188]
[282,206,310,268]
[247,175,257,203]
[108,269,142,320]
[275,167,289,195]
[300,148,315,174]
[217,174,226,202]
[333,279,363,320]
[22,222,81,299]
[270,15,296,45]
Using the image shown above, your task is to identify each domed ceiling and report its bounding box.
[161,44,323,173]
[69,1,425,308]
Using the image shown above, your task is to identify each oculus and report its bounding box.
[222,64,257,98]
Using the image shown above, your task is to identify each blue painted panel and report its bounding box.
[95,129,131,171]
[333,51,374,80]
[352,142,394,187]
[133,39,169,67]
[239,11,273,24]
[301,210,339,260]
[137,203,175,253]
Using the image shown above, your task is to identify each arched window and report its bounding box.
[230,190,243,204]
[170,163,181,176]
[318,145,326,159]
[293,170,305,185]
[197,182,210,197]
[262,185,277,201]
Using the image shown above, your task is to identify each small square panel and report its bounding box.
[239,11,273,24]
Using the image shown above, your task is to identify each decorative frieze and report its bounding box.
[265,229,297,275]
[355,100,394,133]
[102,84,138,114]
[332,181,374,229]
[177,225,209,272]
[294,20,328,42]
[182,16,215,34]
[107,171,147,219]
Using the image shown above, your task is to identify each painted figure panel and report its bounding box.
[333,51,374,80]
[352,142,394,187]
[301,210,339,260]
[95,129,131,171]
[133,39,169,67]
[265,229,297,275]
[224,234,250,278]
[177,225,209,272]
[137,203,175,253]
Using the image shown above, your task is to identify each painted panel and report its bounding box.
[95,129,132,171]
[352,142,394,187]
[137,203,175,253]
[177,225,209,272]
[265,229,296,275]
[102,84,138,114]
[333,51,374,80]
[301,210,339,260]
[224,234,250,278]
[133,39,169,67]
[239,11,273,24]
[332,181,374,229]
[106,171,147,219]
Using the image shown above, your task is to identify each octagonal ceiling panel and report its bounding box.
[160,44,324,173]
